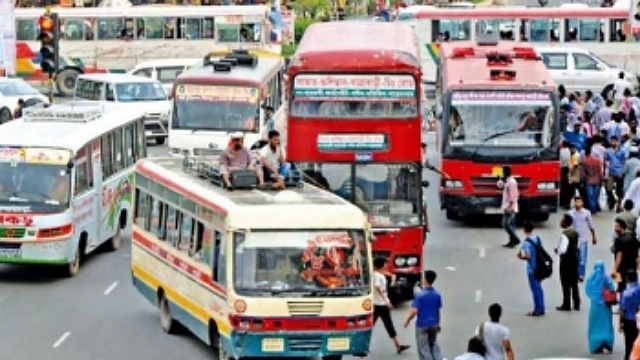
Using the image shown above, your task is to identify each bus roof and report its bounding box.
[14,5,268,19]
[0,103,146,153]
[415,6,627,19]
[78,73,161,84]
[439,41,556,91]
[175,56,283,87]
[291,22,421,70]
[135,157,368,230]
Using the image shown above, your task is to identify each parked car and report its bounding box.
[0,78,49,123]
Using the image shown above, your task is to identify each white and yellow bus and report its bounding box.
[0,103,147,276]
[132,156,374,360]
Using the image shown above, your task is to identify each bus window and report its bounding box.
[166,207,178,246]
[433,20,471,41]
[142,18,165,39]
[184,18,201,39]
[75,147,90,195]
[113,128,125,173]
[178,215,194,254]
[200,226,214,266]
[189,221,204,260]
[101,133,114,179]
[16,19,37,41]
[97,18,123,40]
[134,189,148,227]
[203,17,214,39]
[212,230,222,280]
[136,120,146,159]
[149,197,165,237]
[63,18,85,41]
[124,124,135,167]
[216,231,226,286]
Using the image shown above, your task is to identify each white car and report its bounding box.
[0,78,49,123]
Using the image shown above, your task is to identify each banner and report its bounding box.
[0,0,16,77]
[0,147,72,165]
[174,84,259,103]
[452,91,551,104]
[294,74,416,101]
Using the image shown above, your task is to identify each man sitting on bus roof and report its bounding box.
[219,132,264,191]
[260,130,290,190]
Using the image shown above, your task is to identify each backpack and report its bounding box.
[526,236,553,281]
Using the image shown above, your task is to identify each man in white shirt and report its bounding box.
[454,337,486,360]
[372,258,410,355]
[260,130,290,190]
[475,303,515,360]
[623,170,640,214]
[614,71,632,106]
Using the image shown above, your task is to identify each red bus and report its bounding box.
[287,21,424,303]
[436,41,560,222]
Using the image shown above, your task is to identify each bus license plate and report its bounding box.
[327,337,350,351]
[262,338,284,352]
[484,207,503,215]
[0,249,20,258]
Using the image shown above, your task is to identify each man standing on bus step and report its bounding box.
[404,270,442,360]
[372,258,411,356]
[219,133,265,190]
[260,130,290,190]
[498,166,520,248]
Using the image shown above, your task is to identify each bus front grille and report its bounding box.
[288,336,323,352]
[287,301,323,316]
[471,177,531,192]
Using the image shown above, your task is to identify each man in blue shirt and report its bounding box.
[404,270,443,360]
[563,118,587,152]
[517,222,545,316]
[605,136,629,211]
[619,270,640,360]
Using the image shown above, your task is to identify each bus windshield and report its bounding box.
[234,230,370,297]
[301,163,422,228]
[0,163,70,210]
[445,90,557,153]
[172,84,260,132]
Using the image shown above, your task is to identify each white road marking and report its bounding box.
[475,290,482,303]
[445,266,456,271]
[104,281,119,295]
[479,248,486,258]
[53,332,71,348]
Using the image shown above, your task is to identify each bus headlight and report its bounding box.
[394,257,406,266]
[536,182,556,191]
[406,256,419,266]
[444,180,463,188]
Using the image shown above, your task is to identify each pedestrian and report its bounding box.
[567,143,583,199]
[605,135,628,211]
[612,219,639,293]
[582,146,604,213]
[585,260,616,354]
[454,337,486,360]
[619,270,640,360]
[630,312,640,360]
[12,98,24,119]
[555,213,581,311]
[474,303,515,360]
[517,222,545,316]
[498,166,520,248]
[616,199,638,239]
[404,270,442,360]
[560,140,572,209]
[624,170,640,214]
[568,195,597,281]
[372,257,410,355]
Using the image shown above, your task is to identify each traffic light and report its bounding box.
[38,12,59,75]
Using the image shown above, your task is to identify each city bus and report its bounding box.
[437,41,560,221]
[13,5,290,95]
[168,50,285,156]
[0,103,147,276]
[286,21,424,304]
[400,3,639,83]
[131,156,373,360]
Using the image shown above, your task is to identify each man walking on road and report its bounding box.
[475,303,515,360]
[517,222,545,316]
[568,196,597,282]
[499,166,520,248]
[404,270,443,360]
[372,258,410,355]
[619,270,640,360]
[555,214,581,311]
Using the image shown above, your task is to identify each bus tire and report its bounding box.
[65,239,84,278]
[107,222,122,251]
[208,320,220,350]
[55,68,81,97]
[155,137,166,145]
[322,356,343,360]
[159,292,178,334]
[445,209,458,221]
[0,107,11,123]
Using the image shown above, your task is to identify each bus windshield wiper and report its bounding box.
[470,129,519,162]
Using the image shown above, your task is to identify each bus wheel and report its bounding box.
[55,68,80,97]
[155,137,166,145]
[107,222,122,251]
[445,209,458,221]
[218,336,235,360]
[159,293,177,334]
[65,246,81,277]
[0,107,11,123]
[322,356,343,360]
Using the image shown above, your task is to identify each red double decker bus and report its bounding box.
[287,21,424,303]
[436,41,560,222]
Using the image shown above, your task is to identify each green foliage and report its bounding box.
[281,43,298,57]
[295,0,332,17]
[294,17,316,43]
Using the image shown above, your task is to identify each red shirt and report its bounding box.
[582,155,604,185]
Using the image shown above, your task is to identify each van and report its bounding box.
[128,58,201,95]
[73,73,171,145]
[535,46,639,98]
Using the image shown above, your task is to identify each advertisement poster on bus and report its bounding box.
[0,0,16,77]
[281,7,295,45]
[174,84,259,103]
[631,0,640,40]
[293,74,416,101]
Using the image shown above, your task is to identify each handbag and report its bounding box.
[603,286,618,305]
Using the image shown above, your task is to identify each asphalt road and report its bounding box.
[0,134,626,360]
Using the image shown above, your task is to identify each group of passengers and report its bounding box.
[219,130,291,191]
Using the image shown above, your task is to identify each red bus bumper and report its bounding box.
[371,227,423,302]
[441,193,558,218]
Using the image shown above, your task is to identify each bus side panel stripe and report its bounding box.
[132,263,231,337]
[132,230,227,297]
